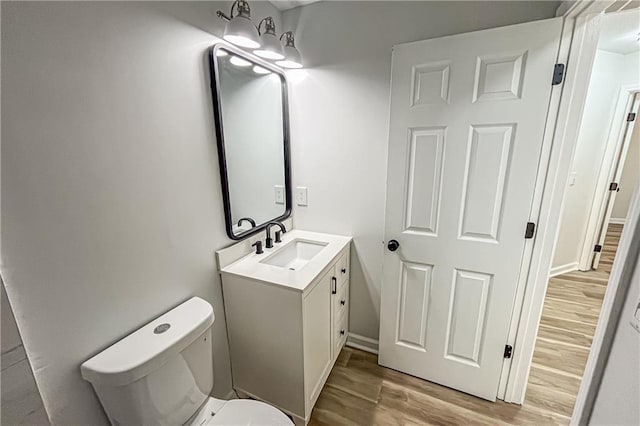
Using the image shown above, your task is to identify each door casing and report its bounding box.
[577,88,640,271]
[500,0,636,405]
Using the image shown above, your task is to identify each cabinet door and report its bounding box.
[303,270,333,410]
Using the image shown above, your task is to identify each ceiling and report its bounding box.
[599,9,640,54]
[268,0,321,11]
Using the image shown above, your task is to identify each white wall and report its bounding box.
[611,119,640,221]
[589,249,640,425]
[553,50,640,269]
[282,1,560,340]
[1,2,282,424]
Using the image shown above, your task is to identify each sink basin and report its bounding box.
[260,239,328,270]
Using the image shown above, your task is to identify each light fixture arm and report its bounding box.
[257,17,277,36]
[279,31,296,47]
[216,0,251,22]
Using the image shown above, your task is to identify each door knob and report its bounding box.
[387,239,400,252]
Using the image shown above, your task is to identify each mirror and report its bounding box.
[209,44,291,240]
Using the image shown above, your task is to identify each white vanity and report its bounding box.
[217,228,351,425]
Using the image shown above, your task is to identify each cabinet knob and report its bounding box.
[340,330,345,336]
[341,268,346,274]
[340,299,345,305]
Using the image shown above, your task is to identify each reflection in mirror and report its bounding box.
[211,45,291,240]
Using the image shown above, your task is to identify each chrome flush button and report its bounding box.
[153,323,171,334]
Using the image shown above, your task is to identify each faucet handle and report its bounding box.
[275,230,282,243]
[251,240,263,254]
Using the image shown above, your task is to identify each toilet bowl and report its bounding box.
[80,297,293,425]
[189,397,291,425]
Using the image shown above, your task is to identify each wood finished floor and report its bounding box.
[309,224,622,425]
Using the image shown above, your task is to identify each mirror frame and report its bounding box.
[208,43,292,241]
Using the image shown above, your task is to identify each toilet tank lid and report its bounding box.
[80,297,214,387]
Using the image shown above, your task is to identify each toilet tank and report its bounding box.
[81,297,215,425]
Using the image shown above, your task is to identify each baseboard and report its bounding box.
[549,262,579,277]
[224,389,238,400]
[609,218,626,225]
[346,332,379,355]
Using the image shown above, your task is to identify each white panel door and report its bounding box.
[379,18,562,401]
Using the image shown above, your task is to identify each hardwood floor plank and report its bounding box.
[310,386,377,426]
[525,382,576,418]
[528,364,582,395]
[539,315,596,337]
[378,382,503,426]
[325,362,383,402]
[533,338,590,376]
[536,324,593,349]
[541,298,601,325]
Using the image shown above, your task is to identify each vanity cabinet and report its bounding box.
[220,241,350,425]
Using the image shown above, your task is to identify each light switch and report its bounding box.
[274,185,285,204]
[296,187,308,206]
[569,172,577,187]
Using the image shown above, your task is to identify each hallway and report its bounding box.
[525,223,623,419]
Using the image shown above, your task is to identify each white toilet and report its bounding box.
[80,297,293,425]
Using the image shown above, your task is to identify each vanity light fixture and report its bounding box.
[253,65,271,74]
[216,0,261,49]
[216,1,304,69]
[276,32,303,69]
[230,56,252,67]
[254,17,285,60]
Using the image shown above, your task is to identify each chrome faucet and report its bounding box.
[265,222,287,248]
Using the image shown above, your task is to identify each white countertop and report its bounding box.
[220,230,352,292]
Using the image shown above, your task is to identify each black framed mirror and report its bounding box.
[209,43,292,240]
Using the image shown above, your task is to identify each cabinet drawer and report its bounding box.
[334,282,348,320]
[336,250,350,285]
[334,311,348,354]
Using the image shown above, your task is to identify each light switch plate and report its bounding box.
[274,185,285,204]
[296,187,308,206]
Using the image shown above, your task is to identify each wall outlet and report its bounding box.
[274,185,285,204]
[296,187,308,206]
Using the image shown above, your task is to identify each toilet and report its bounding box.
[80,297,293,425]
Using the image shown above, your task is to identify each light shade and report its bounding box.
[276,45,303,69]
[224,15,260,49]
[255,33,284,60]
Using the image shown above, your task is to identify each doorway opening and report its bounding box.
[532,8,640,419]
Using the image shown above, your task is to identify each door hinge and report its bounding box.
[594,244,602,253]
[504,345,513,359]
[628,112,636,122]
[609,182,619,191]
[552,63,565,85]
[525,222,536,239]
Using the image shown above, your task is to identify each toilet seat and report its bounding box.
[207,399,293,425]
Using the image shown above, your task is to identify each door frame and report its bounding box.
[578,87,640,271]
[498,0,623,403]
